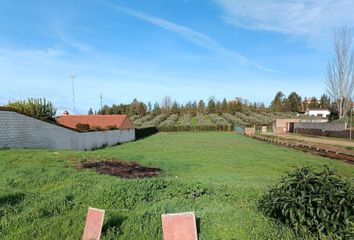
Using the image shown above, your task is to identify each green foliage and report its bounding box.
[320,94,331,109]
[76,123,90,131]
[288,92,302,112]
[309,97,319,109]
[270,91,286,112]
[7,98,56,121]
[98,99,147,116]
[259,167,354,238]
[207,97,216,113]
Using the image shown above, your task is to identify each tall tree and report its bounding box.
[88,108,94,115]
[228,100,237,114]
[197,100,205,113]
[170,101,179,114]
[325,27,354,119]
[207,97,216,113]
[320,94,331,109]
[221,98,228,113]
[270,91,285,112]
[287,92,302,112]
[303,97,309,111]
[153,102,161,115]
[215,100,222,114]
[161,95,172,113]
[309,97,319,109]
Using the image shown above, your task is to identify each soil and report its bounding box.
[80,160,161,178]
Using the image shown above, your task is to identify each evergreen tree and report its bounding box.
[197,100,205,113]
[170,101,179,114]
[309,97,319,109]
[320,94,331,109]
[207,97,216,113]
[137,102,147,115]
[270,91,285,112]
[88,108,94,115]
[287,92,302,112]
[153,102,161,115]
[228,101,237,114]
[216,100,222,114]
[303,97,309,111]
[221,98,228,113]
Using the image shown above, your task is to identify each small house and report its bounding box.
[56,113,134,130]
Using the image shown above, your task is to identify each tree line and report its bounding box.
[94,91,332,116]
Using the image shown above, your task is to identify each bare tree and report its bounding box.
[325,27,354,119]
[161,95,172,112]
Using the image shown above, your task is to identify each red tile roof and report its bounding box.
[56,115,134,130]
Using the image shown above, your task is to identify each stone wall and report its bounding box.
[0,110,135,150]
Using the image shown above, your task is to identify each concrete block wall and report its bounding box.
[0,110,135,150]
[294,122,347,132]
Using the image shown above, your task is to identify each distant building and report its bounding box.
[305,109,330,118]
[272,118,328,134]
[56,112,134,130]
[304,97,320,106]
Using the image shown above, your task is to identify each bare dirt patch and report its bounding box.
[80,160,161,178]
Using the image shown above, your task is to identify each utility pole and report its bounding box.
[350,107,353,140]
[69,75,76,114]
[99,94,103,110]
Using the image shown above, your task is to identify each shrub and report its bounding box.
[7,98,56,121]
[222,113,246,126]
[142,114,167,127]
[158,114,179,131]
[105,125,117,130]
[259,167,353,238]
[76,123,90,131]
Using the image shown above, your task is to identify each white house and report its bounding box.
[305,109,330,118]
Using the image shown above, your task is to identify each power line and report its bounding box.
[99,94,103,110]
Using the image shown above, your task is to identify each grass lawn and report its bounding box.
[0,132,353,239]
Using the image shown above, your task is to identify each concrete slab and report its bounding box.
[161,212,198,240]
[82,207,105,240]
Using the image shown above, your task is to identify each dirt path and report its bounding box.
[279,134,354,148]
[254,134,354,164]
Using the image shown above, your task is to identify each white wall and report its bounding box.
[0,110,135,151]
[306,110,330,117]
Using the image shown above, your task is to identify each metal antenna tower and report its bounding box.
[99,94,103,110]
[69,75,76,114]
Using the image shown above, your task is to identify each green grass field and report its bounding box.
[0,132,353,239]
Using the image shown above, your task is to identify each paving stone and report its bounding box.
[82,207,105,240]
[161,212,198,240]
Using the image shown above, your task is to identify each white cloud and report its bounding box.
[0,47,64,58]
[215,0,354,36]
[113,5,278,73]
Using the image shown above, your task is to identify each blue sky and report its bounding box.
[1,0,354,113]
